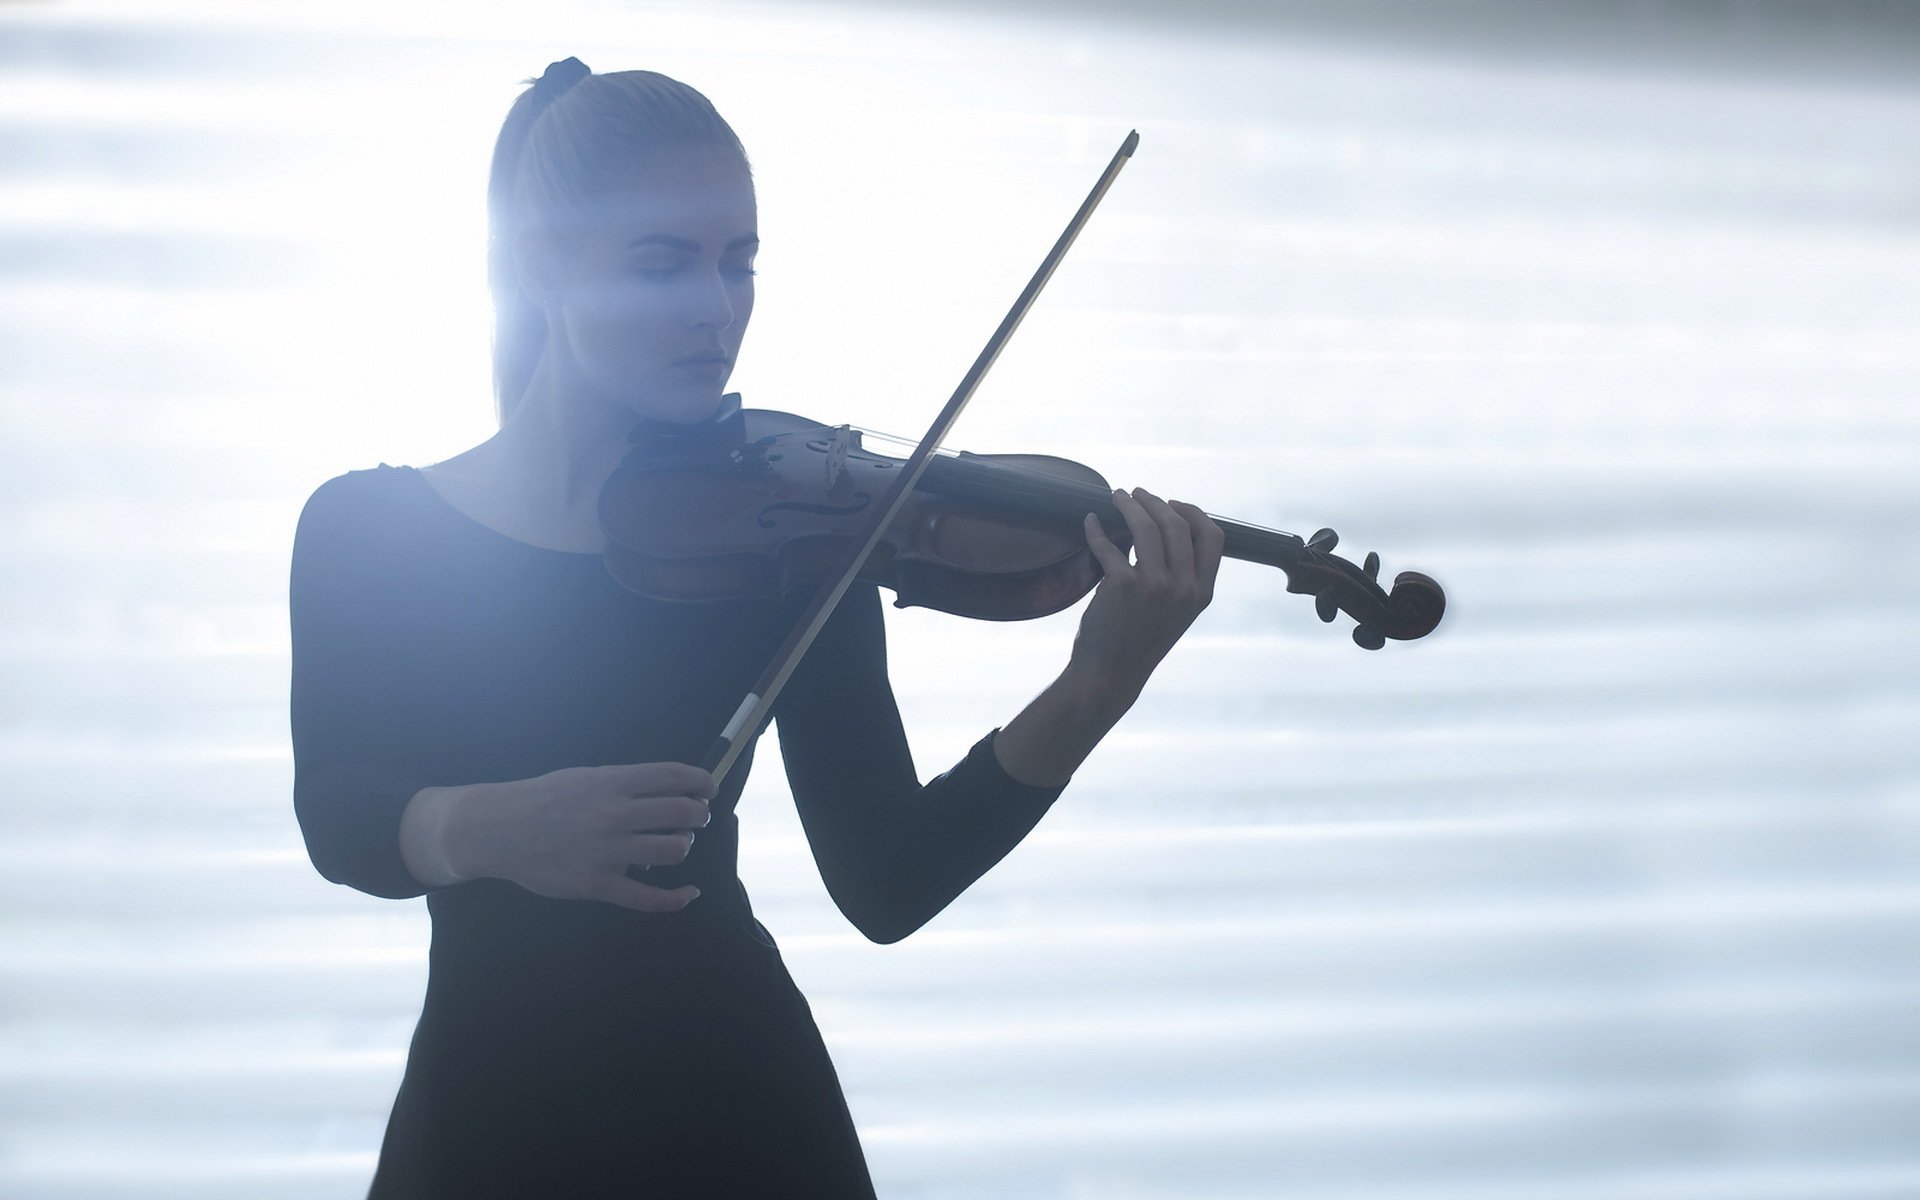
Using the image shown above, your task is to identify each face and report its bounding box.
[526,143,757,425]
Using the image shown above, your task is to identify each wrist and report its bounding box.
[400,782,496,887]
[1057,657,1144,724]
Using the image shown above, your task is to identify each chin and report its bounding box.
[624,382,731,427]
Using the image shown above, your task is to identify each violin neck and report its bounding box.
[1214,516,1308,568]
[918,453,1304,568]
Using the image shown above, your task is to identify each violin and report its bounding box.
[608,130,1443,796]
[598,399,1444,651]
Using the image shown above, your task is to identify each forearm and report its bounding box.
[794,730,1063,943]
[396,777,528,889]
[991,661,1141,788]
[397,783,482,888]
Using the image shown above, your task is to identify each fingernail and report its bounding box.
[687,887,702,900]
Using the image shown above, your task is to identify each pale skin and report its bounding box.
[400,142,1225,913]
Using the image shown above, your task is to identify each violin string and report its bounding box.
[860,424,1297,529]
[844,422,1309,549]
[921,445,1305,543]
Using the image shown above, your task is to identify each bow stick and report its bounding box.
[698,130,1141,786]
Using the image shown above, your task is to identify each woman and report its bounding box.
[291,58,1222,1198]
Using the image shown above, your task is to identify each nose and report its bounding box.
[688,267,736,332]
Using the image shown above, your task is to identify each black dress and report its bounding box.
[290,464,1065,1199]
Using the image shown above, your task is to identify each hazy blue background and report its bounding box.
[2,1,1916,1197]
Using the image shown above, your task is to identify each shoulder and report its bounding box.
[295,465,432,547]
[291,465,433,585]
[298,465,416,530]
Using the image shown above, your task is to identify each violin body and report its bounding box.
[598,400,1445,648]
[600,408,1119,620]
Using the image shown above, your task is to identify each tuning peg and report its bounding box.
[1308,527,1339,553]
[1363,551,1380,580]
[1352,624,1386,651]
[1315,593,1339,623]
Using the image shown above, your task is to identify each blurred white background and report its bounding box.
[2,1,1917,1197]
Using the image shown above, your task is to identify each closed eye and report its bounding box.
[630,261,686,279]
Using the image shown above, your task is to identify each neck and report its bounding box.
[489,354,638,505]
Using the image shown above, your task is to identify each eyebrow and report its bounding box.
[626,234,759,252]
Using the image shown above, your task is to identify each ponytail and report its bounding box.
[485,60,748,424]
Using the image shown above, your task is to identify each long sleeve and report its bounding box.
[775,585,1065,943]
[285,467,905,1196]
[289,474,432,899]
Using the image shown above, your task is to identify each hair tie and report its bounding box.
[530,56,590,103]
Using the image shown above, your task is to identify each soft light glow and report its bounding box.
[3,1,1917,1198]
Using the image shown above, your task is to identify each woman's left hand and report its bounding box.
[1073,487,1225,700]
[990,488,1224,789]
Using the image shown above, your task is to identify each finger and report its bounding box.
[622,830,697,867]
[612,794,712,833]
[1083,512,1132,577]
[591,876,701,913]
[1132,488,1194,581]
[1171,500,1225,597]
[1113,488,1164,579]
[610,762,718,800]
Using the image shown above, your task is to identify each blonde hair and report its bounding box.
[486,64,748,423]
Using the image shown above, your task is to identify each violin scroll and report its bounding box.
[1287,527,1445,649]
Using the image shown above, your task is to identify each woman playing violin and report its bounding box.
[290,58,1222,1198]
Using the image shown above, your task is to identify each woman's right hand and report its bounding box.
[419,762,716,912]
